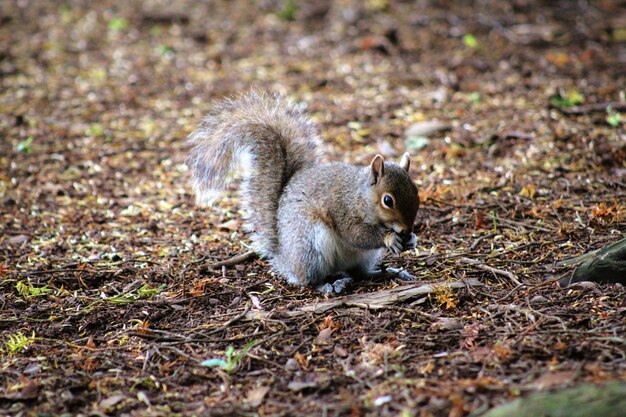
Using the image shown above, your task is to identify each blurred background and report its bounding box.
[2,0,624,247]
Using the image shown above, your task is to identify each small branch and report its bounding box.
[458,257,523,286]
[246,279,482,320]
[501,131,534,140]
[557,101,626,115]
[202,302,252,336]
[470,233,496,250]
[209,250,257,269]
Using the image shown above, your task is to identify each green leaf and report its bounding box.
[468,92,481,104]
[490,210,498,233]
[200,359,227,368]
[367,0,389,11]
[86,123,104,137]
[277,0,297,21]
[157,44,173,55]
[607,112,621,127]
[16,280,52,298]
[136,284,165,299]
[606,106,622,127]
[199,340,259,373]
[550,90,584,108]
[17,136,33,153]
[463,34,477,48]
[3,331,36,355]
[108,17,129,31]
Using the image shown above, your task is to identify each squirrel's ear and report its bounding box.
[370,154,385,185]
[399,152,410,172]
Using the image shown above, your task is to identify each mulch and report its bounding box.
[1,1,625,416]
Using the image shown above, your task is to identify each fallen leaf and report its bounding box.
[405,120,451,138]
[249,294,262,310]
[246,385,270,406]
[430,317,462,331]
[7,235,29,245]
[137,391,151,407]
[316,327,333,343]
[530,295,550,305]
[533,370,576,390]
[334,345,348,357]
[509,23,560,44]
[99,394,127,410]
[294,352,309,370]
[217,219,241,231]
[86,336,96,349]
[4,375,39,400]
[287,380,318,392]
[373,395,392,406]
[419,360,435,375]
[546,52,570,67]
[285,358,300,371]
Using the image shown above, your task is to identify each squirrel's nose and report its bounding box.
[401,224,414,235]
[392,223,413,235]
[391,223,405,234]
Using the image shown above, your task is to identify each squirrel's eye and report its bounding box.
[382,194,394,209]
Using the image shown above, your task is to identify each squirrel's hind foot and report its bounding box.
[316,272,354,294]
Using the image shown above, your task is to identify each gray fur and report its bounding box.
[188,91,419,288]
[187,91,321,256]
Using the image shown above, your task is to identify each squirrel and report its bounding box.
[187,91,419,293]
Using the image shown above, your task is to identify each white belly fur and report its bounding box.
[311,223,380,275]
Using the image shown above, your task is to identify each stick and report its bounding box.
[470,233,496,250]
[246,279,482,320]
[458,257,523,286]
[557,101,626,115]
[202,302,252,336]
[210,250,257,269]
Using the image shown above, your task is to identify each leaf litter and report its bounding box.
[0,1,625,416]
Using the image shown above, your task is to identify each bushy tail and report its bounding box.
[187,91,321,256]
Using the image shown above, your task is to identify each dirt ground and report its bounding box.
[1,1,625,416]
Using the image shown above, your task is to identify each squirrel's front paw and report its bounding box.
[402,233,417,252]
[384,232,404,255]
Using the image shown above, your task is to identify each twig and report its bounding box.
[497,217,552,232]
[20,269,101,276]
[458,257,523,286]
[202,302,252,336]
[210,251,257,269]
[470,233,496,250]
[128,328,192,342]
[501,131,534,140]
[246,279,482,319]
[557,101,626,115]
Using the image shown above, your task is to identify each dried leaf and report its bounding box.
[533,370,577,390]
[316,327,333,343]
[287,380,318,392]
[7,235,29,245]
[86,336,96,349]
[246,386,270,405]
[217,219,241,231]
[99,394,127,410]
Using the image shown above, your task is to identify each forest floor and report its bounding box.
[1,1,625,416]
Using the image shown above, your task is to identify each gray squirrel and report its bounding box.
[187,91,419,293]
